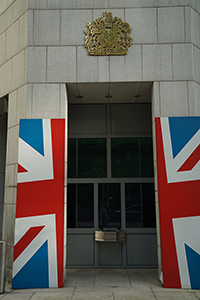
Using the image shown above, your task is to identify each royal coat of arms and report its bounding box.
[85,11,132,55]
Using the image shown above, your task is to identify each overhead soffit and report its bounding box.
[67,82,153,104]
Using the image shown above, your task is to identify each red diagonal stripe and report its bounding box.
[18,164,28,173]
[178,144,200,172]
[13,226,45,261]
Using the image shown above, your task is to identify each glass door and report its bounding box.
[66,103,157,268]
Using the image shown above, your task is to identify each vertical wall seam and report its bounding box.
[171,44,174,81]
[158,81,161,117]
[141,45,143,82]
[156,7,158,43]
[186,81,190,116]
[184,6,186,43]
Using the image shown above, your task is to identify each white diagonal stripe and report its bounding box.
[17,119,54,183]
[13,214,58,288]
[161,117,200,183]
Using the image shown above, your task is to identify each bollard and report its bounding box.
[0,241,7,293]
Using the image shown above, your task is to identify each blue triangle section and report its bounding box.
[19,119,44,156]
[168,117,200,158]
[185,243,200,289]
[12,240,49,289]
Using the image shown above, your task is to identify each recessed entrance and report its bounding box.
[66,82,157,268]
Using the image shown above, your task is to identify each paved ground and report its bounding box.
[1,269,200,299]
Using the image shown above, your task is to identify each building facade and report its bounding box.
[0,0,200,289]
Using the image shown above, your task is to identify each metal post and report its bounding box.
[0,241,7,293]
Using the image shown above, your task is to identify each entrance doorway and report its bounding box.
[66,83,157,268]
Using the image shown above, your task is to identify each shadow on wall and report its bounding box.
[0,96,8,240]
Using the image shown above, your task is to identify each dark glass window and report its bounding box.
[98,183,121,229]
[111,138,153,178]
[140,138,154,177]
[68,139,76,178]
[125,183,142,228]
[111,138,139,178]
[142,183,156,228]
[68,138,107,178]
[67,183,94,228]
[125,183,156,228]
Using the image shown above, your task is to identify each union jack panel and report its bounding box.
[12,119,65,289]
[155,117,200,289]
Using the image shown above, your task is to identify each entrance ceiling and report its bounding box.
[67,82,152,104]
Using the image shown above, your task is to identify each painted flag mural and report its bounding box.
[12,119,65,289]
[155,117,200,289]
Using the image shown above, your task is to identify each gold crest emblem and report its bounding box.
[85,11,132,55]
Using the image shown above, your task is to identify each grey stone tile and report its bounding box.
[188,81,200,116]
[73,287,113,300]
[34,10,60,45]
[193,0,200,14]
[6,245,14,272]
[171,0,192,5]
[154,291,199,300]
[0,0,8,16]
[195,292,200,298]
[28,0,47,9]
[141,0,157,6]
[93,9,124,21]
[77,0,93,9]
[109,0,140,8]
[61,10,92,45]
[13,0,28,23]
[93,0,109,8]
[95,269,131,287]
[59,84,68,119]
[2,204,16,246]
[17,85,28,121]
[0,32,6,66]
[64,269,96,287]
[113,288,156,300]
[4,187,17,205]
[6,21,18,61]
[151,285,197,292]
[0,60,12,98]
[27,47,46,83]
[28,10,33,46]
[125,8,157,44]
[48,0,76,9]
[185,7,200,48]
[77,46,109,83]
[143,44,172,81]
[6,126,19,165]
[160,81,188,117]
[127,269,162,291]
[31,289,74,299]
[157,0,171,6]
[110,45,142,82]
[158,7,185,43]
[0,292,34,300]
[151,81,160,119]
[32,84,60,119]
[11,50,26,91]
[194,46,200,83]
[47,46,76,83]
[172,44,194,80]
